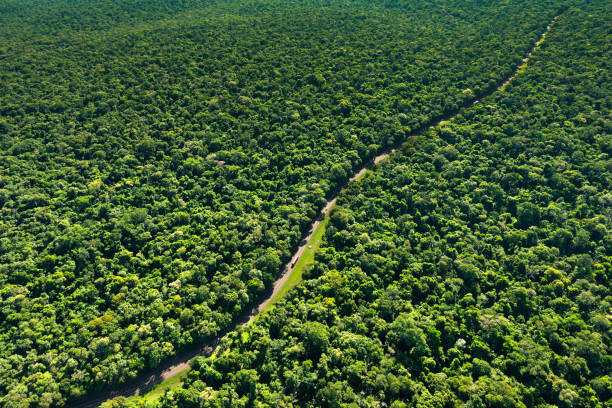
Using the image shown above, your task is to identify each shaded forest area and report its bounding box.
[0,0,598,407]
[149,3,611,408]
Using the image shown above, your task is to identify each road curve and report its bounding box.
[68,13,561,408]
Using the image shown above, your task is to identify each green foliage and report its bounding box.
[154,2,612,407]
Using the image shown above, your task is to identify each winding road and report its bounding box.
[69,13,561,408]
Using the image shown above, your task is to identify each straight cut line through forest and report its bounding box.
[69,13,562,408]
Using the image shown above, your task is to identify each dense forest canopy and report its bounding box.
[147,2,612,408]
[1,0,608,407]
